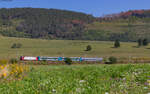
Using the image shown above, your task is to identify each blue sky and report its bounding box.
[0,0,150,17]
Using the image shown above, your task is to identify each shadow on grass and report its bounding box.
[84,50,91,51]
[132,46,139,48]
[111,47,119,48]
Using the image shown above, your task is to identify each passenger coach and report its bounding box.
[20,56,103,62]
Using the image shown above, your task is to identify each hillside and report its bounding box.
[1,8,150,41]
[86,18,150,41]
[0,8,95,39]
[86,10,150,41]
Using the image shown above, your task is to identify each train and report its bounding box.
[20,56,103,62]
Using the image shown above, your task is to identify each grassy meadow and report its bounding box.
[0,36,149,93]
[0,64,150,94]
[87,20,150,35]
[0,36,150,59]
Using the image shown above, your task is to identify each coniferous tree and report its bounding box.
[138,39,142,47]
[11,43,17,48]
[143,38,148,46]
[86,45,92,51]
[114,40,120,48]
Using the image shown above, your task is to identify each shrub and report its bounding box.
[114,40,120,48]
[11,43,17,48]
[105,56,117,64]
[64,58,72,65]
[9,58,18,64]
[109,56,117,64]
[0,64,29,79]
[40,60,48,65]
[143,38,148,46]
[11,43,22,48]
[86,45,92,51]
[138,39,142,47]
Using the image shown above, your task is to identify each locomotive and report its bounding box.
[20,56,103,62]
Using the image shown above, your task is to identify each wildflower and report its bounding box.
[147,80,150,86]
[105,92,109,94]
[119,85,124,87]
[0,66,4,69]
[0,66,9,78]
[3,73,7,77]
[122,78,126,81]
[20,68,23,73]
[76,88,81,93]
[79,80,86,83]
[0,64,28,80]
[52,89,56,93]
[143,87,148,89]
[88,87,91,89]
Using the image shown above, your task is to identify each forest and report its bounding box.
[0,8,95,39]
[1,8,150,41]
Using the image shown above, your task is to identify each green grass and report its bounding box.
[86,19,150,41]
[0,64,150,94]
[87,20,150,33]
[0,36,150,59]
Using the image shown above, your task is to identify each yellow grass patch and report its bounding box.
[0,64,29,80]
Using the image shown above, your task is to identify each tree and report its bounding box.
[9,58,18,64]
[143,38,148,46]
[0,8,95,40]
[138,39,142,47]
[11,43,22,48]
[11,43,17,48]
[86,45,92,51]
[114,40,120,48]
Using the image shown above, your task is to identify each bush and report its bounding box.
[0,64,29,79]
[11,43,22,48]
[40,60,48,65]
[143,38,148,46]
[105,56,117,64]
[64,58,72,65]
[109,56,117,64]
[114,40,120,48]
[86,45,92,51]
[11,43,17,48]
[9,58,18,64]
[138,39,142,47]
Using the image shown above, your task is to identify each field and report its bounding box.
[0,36,150,60]
[86,19,150,41]
[0,36,150,93]
[0,64,149,94]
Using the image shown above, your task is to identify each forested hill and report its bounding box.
[0,8,95,39]
[87,9,150,41]
[1,8,150,41]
